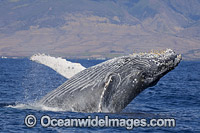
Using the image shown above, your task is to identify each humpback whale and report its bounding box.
[39,49,181,113]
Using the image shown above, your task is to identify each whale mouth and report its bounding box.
[173,54,182,67]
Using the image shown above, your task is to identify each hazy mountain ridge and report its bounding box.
[0,0,200,60]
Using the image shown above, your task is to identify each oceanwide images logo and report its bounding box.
[24,114,176,129]
[24,115,37,128]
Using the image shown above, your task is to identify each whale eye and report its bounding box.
[141,71,153,79]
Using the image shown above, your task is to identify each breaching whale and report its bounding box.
[39,49,181,113]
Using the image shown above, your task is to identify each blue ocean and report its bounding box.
[0,58,199,132]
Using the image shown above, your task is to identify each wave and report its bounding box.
[30,53,86,79]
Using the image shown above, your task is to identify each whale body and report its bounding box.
[39,49,181,113]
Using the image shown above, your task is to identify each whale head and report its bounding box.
[101,49,181,112]
[134,49,182,87]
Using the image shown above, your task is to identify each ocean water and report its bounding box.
[0,58,199,132]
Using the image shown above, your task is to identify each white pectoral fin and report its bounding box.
[30,53,86,79]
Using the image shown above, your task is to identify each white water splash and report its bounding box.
[30,53,86,79]
[7,103,65,112]
[1,56,8,59]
